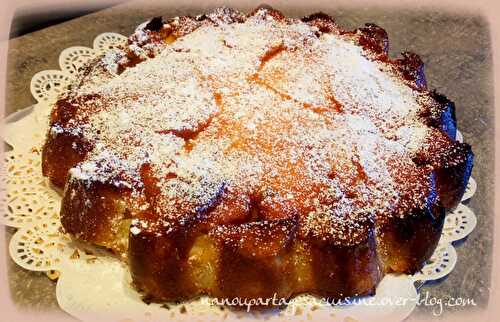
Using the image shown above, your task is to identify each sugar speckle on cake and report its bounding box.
[53,9,442,243]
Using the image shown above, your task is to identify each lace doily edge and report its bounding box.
[1,30,479,322]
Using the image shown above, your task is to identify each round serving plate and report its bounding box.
[1,31,477,322]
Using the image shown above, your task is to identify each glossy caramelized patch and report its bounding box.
[54,7,449,247]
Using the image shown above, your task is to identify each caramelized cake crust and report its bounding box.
[42,6,473,304]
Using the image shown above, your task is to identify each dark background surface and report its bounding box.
[5,2,494,321]
[9,3,120,38]
[10,8,103,38]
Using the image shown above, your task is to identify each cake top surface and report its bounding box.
[52,7,451,246]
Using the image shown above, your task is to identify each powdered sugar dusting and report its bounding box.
[55,10,436,244]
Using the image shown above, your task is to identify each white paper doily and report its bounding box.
[1,32,477,322]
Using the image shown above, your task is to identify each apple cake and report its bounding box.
[41,6,473,304]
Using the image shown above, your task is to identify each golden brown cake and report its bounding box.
[42,6,473,305]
